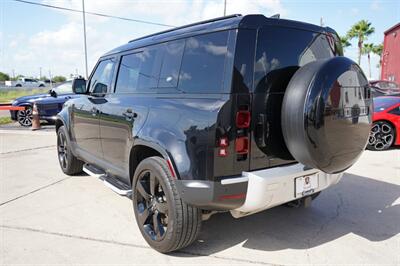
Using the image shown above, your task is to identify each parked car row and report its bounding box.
[5,77,46,87]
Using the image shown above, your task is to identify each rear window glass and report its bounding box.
[254,27,340,91]
[373,97,400,112]
[178,31,229,93]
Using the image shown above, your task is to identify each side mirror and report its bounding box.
[49,90,57,97]
[72,78,87,94]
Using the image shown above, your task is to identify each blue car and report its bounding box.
[10,81,81,126]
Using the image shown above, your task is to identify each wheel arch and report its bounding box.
[129,140,179,186]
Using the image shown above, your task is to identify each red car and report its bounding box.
[367,96,400,150]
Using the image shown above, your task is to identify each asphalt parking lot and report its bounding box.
[0,128,399,265]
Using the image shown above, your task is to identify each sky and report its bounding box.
[0,0,399,80]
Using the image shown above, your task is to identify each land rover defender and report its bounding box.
[56,14,371,253]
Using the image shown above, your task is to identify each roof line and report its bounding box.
[128,14,242,43]
[384,22,400,34]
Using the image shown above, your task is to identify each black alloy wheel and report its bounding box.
[135,169,169,242]
[367,121,395,151]
[17,107,33,127]
[57,130,68,170]
[132,157,201,253]
[56,126,83,175]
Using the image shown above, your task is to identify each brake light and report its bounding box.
[236,111,251,128]
[235,137,249,154]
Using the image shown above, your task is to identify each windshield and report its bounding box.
[375,81,399,90]
[373,97,400,112]
[53,81,73,94]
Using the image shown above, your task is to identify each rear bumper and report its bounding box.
[176,163,342,215]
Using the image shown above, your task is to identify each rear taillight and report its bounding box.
[236,110,251,128]
[235,137,249,154]
[218,136,229,157]
[235,108,250,156]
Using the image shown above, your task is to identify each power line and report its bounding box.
[12,0,175,28]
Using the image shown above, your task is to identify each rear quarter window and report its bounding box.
[178,30,229,94]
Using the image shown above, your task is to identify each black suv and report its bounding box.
[56,14,371,253]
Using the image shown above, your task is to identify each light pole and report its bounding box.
[82,0,89,79]
[223,0,227,16]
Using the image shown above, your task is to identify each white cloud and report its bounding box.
[370,0,382,11]
[3,0,288,77]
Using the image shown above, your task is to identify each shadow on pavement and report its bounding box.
[176,173,400,255]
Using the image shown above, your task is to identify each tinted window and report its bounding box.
[89,59,115,94]
[254,27,339,91]
[137,45,163,90]
[115,53,141,93]
[178,31,229,93]
[158,40,185,88]
[389,106,400,115]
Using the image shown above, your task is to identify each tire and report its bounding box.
[367,121,395,151]
[17,107,33,127]
[15,84,22,87]
[57,126,83,175]
[39,84,45,87]
[281,57,371,174]
[132,156,201,253]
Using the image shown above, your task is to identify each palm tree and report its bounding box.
[373,43,383,78]
[340,35,351,52]
[347,20,375,65]
[362,43,374,78]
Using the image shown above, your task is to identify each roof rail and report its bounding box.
[128,14,242,43]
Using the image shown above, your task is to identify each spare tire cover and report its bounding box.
[281,57,371,174]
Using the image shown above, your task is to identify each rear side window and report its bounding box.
[158,40,185,88]
[137,45,163,90]
[89,59,115,94]
[178,31,229,93]
[115,53,141,93]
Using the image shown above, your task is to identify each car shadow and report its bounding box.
[173,173,400,256]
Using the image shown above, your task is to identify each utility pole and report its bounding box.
[82,0,89,79]
[39,67,42,80]
[223,0,227,16]
[320,17,324,27]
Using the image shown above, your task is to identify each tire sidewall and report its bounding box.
[17,107,32,127]
[57,126,72,173]
[132,157,178,253]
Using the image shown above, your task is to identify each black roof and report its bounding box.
[102,14,336,57]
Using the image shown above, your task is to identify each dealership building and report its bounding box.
[381,23,400,82]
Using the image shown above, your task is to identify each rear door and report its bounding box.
[251,26,340,170]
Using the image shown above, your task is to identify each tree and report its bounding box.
[340,35,351,51]
[362,43,374,78]
[347,20,375,65]
[52,76,67,83]
[373,43,384,78]
[0,72,10,82]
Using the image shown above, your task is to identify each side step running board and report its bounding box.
[83,164,132,197]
